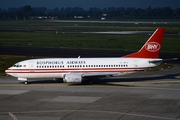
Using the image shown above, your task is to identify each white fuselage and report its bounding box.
[5,57,161,80]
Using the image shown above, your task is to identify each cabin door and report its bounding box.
[29,61,34,72]
[134,60,138,68]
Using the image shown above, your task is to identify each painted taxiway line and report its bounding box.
[0,90,29,95]
[9,112,18,120]
[0,83,68,87]
[0,83,180,91]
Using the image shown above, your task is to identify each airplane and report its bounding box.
[5,28,175,85]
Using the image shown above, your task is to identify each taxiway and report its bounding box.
[0,64,180,120]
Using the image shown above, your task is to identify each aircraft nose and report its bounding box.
[5,68,11,75]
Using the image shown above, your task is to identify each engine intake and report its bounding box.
[63,74,82,83]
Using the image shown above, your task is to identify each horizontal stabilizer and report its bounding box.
[148,59,162,63]
[162,58,178,61]
[148,58,178,63]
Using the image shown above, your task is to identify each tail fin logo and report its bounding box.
[145,42,161,52]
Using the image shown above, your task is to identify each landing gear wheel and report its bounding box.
[24,81,28,85]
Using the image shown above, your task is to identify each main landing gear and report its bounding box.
[24,81,28,85]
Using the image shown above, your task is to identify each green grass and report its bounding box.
[0,20,180,32]
[0,20,179,52]
[0,32,179,52]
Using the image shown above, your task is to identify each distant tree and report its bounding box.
[72,7,85,16]
[19,5,34,20]
[162,7,174,18]
[175,7,180,18]
[0,9,8,19]
[115,7,125,18]
[88,7,102,18]
[107,7,115,18]
[126,7,136,18]
[136,8,144,18]
[33,7,47,16]
[0,6,178,20]
[65,7,73,19]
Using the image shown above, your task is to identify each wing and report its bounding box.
[82,72,119,77]
[63,72,119,83]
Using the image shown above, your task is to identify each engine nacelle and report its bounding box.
[63,74,82,83]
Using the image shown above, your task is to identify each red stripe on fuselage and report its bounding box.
[6,68,144,74]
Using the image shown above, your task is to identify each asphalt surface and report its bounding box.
[0,64,180,120]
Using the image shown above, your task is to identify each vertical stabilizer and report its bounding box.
[123,28,165,58]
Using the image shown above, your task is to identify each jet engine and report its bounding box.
[63,73,82,83]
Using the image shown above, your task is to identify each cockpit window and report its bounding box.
[13,65,17,67]
[13,64,22,67]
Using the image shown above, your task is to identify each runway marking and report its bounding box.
[1,110,176,120]
[40,96,101,103]
[9,112,18,120]
[0,90,29,95]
